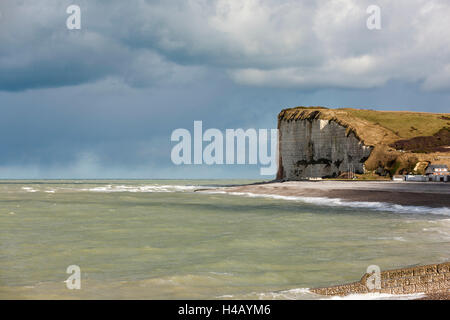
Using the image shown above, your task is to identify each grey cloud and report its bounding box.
[100,0,450,91]
[2,0,450,92]
[0,0,450,179]
[1,75,449,179]
[0,0,202,91]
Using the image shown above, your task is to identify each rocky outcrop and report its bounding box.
[277,115,373,180]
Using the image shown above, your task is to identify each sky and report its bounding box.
[0,0,450,179]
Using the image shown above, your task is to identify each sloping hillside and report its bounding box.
[278,107,450,176]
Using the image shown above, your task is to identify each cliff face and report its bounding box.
[276,106,450,180]
[277,118,372,179]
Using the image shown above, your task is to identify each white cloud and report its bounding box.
[132,0,450,91]
[1,0,450,91]
[228,55,385,89]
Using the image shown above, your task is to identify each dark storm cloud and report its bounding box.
[0,1,449,178]
[2,0,450,92]
[0,1,203,91]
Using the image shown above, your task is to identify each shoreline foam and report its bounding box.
[202,190,450,216]
[199,180,450,210]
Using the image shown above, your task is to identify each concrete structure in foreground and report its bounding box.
[277,113,372,180]
[310,262,450,297]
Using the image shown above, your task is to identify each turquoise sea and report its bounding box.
[0,180,449,299]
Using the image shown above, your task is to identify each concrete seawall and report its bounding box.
[310,262,450,297]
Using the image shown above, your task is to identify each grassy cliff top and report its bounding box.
[279,106,450,146]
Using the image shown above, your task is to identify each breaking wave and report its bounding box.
[79,184,203,193]
[21,187,38,193]
[323,292,426,300]
[20,183,450,216]
[21,184,208,193]
[204,190,450,216]
[218,287,425,300]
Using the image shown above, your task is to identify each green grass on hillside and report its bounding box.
[343,109,450,139]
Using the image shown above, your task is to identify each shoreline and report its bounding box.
[199,180,450,209]
[198,181,450,299]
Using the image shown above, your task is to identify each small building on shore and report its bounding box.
[425,164,449,182]
[392,175,405,181]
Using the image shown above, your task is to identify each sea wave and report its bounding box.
[21,184,207,193]
[203,190,450,216]
[323,292,426,300]
[219,287,425,300]
[80,184,202,193]
[21,187,38,193]
[216,288,312,300]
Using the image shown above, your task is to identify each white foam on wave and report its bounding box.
[22,184,209,194]
[203,190,450,216]
[21,187,38,193]
[423,219,450,239]
[220,287,425,300]
[80,184,203,193]
[368,236,406,241]
[324,292,426,300]
[216,288,312,300]
[256,288,313,300]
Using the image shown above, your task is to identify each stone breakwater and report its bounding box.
[310,262,450,297]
